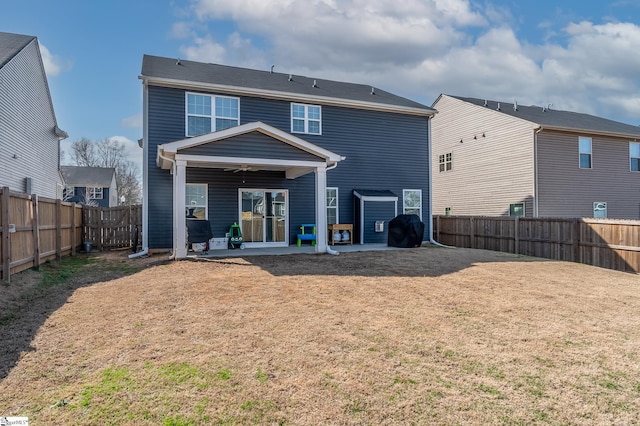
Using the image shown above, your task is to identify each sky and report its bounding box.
[4,0,640,169]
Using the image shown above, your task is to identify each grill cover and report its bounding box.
[387,214,425,248]
[186,219,213,244]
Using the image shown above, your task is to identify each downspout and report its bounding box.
[325,159,343,255]
[533,127,542,217]
[427,114,451,248]
[130,147,176,260]
[130,81,150,259]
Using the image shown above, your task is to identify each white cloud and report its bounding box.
[39,43,67,77]
[121,113,143,129]
[176,0,640,124]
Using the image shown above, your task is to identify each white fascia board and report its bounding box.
[537,125,640,140]
[174,154,326,169]
[353,191,398,202]
[140,76,435,117]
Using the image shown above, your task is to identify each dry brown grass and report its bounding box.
[1,247,639,425]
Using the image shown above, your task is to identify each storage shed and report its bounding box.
[353,189,398,244]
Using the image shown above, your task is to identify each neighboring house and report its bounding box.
[140,55,435,257]
[431,94,640,219]
[60,166,118,207]
[0,32,67,198]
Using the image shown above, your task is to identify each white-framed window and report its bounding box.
[403,189,422,219]
[291,103,321,135]
[579,136,592,169]
[593,201,607,218]
[326,187,338,225]
[630,142,640,172]
[186,184,207,219]
[63,186,75,199]
[88,187,103,200]
[509,203,524,217]
[439,153,452,172]
[186,93,239,137]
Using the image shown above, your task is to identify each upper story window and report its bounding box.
[88,187,103,200]
[439,153,452,172]
[291,103,321,135]
[186,93,239,137]
[579,137,592,169]
[630,142,640,171]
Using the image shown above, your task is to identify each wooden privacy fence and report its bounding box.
[1,187,83,282]
[1,186,143,282]
[434,215,640,273]
[83,204,142,251]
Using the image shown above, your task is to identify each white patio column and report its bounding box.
[314,166,328,252]
[174,160,187,258]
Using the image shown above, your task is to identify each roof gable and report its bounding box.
[141,55,435,116]
[447,95,640,138]
[0,32,34,69]
[60,166,116,187]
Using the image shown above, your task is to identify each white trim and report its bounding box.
[353,191,399,244]
[579,136,592,169]
[174,160,187,258]
[186,183,208,219]
[88,187,103,200]
[630,142,640,172]
[185,92,240,137]
[326,187,339,225]
[402,189,422,220]
[142,81,149,251]
[141,76,436,117]
[175,154,327,169]
[159,121,342,162]
[238,188,289,248]
[291,103,322,135]
[315,168,328,252]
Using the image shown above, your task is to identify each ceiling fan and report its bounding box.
[224,164,259,173]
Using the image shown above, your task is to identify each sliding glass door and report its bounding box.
[239,189,288,247]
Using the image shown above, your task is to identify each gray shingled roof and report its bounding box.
[60,166,115,187]
[0,32,35,69]
[141,54,433,112]
[450,95,640,138]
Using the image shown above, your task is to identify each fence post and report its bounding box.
[469,216,475,248]
[514,216,519,255]
[436,215,441,241]
[573,219,581,263]
[97,207,103,252]
[56,199,62,260]
[71,204,76,256]
[2,187,10,283]
[32,195,40,270]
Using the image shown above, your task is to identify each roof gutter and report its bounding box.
[538,125,640,140]
[139,75,436,117]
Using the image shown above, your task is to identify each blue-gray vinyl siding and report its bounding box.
[354,199,397,244]
[66,186,112,208]
[180,131,322,162]
[147,85,430,249]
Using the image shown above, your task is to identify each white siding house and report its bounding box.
[0,32,67,198]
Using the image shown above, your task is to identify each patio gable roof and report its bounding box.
[157,121,344,179]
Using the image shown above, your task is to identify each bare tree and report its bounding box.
[67,137,142,205]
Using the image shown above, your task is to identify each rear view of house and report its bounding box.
[432,94,640,219]
[139,55,435,257]
[0,32,67,198]
[60,166,118,207]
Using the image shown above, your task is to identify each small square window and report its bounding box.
[444,207,452,216]
[509,203,524,217]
